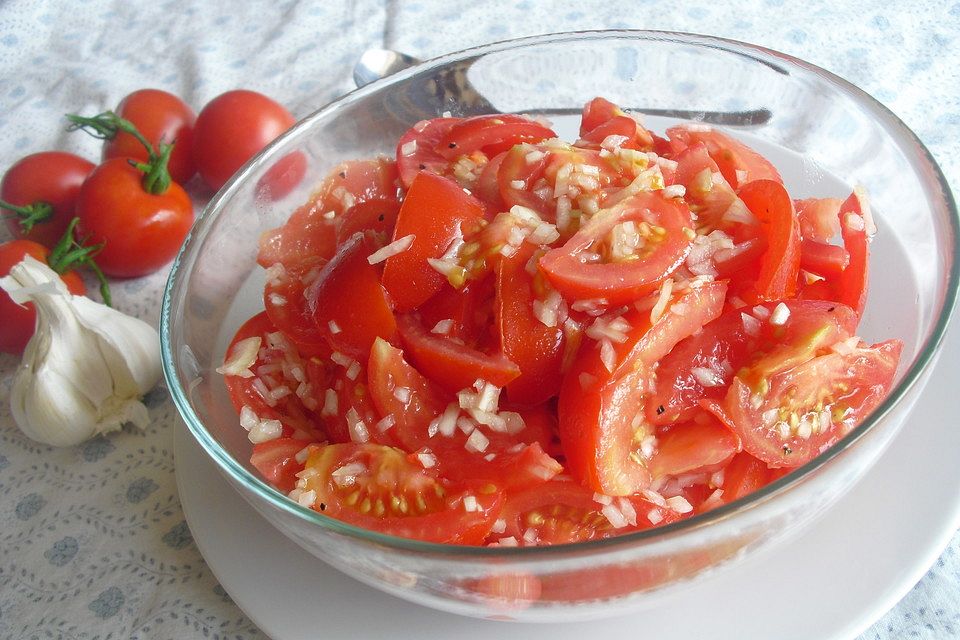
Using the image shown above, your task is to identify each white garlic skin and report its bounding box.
[2,256,161,447]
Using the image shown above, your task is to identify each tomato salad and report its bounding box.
[219,98,902,547]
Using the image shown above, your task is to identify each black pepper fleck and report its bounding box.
[319,503,327,511]
[656,405,665,415]
[338,171,346,179]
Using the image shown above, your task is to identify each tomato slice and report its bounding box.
[438,115,556,160]
[297,443,503,544]
[221,311,328,440]
[263,257,330,358]
[666,125,782,190]
[257,158,399,269]
[475,151,507,213]
[396,313,520,393]
[496,244,565,406]
[648,415,740,480]
[799,239,849,278]
[367,338,562,491]
[417,276,495,348]
[250,437,314,493]
[672,143,743,233]
[396,117,459,188]
[307,232,398,359]
[738,179,801,302]
[558,281,727,495]
[539,191,694,305]
[723,339,901,468]
[496,479,679,546]
[381,172,485,312]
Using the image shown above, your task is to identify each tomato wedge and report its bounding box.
[298,443,503,544]
[396,313,520,393]
[381,172,485,312]
[559,281,727,495]
[367,338,562,491]
[577,98,654,151]
[396,117,459,188]
[263,257,330,358]
[738,179,800,301]
[495,479,678,546]
[496,244,565,406]
[539,191,694,305]
[307,232,397,359]
[722,339,901,468]
[250,438,314,493]
[648,415,740,480]
[666,125,782,190]
[438,115,556,160]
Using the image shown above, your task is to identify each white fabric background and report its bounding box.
[0,1,958,638]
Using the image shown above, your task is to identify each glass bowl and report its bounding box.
[161,31,958,622]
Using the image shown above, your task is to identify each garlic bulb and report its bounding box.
[1,255,161,446]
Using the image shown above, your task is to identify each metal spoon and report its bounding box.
[352,47,771,126]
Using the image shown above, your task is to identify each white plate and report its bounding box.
[176,324,960,640]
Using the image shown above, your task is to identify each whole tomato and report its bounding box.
[75,158,193,278]
[193,89,295,192]
[103,88,197,185]
[1,152,95,247]
[0,239,86,354]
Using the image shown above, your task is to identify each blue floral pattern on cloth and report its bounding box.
[0,1,957,638]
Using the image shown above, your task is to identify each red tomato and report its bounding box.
[335,198,401,245]
[396,314,519,393]
[666,125,782,190]
[193,90,295,192]
[475,151,507,212]
[671,143,742,232]
[795,197,842,243]
[306,232,397,359]
[395,117,458,188]
[322,362,398,447]
[75,158,193,278]
[250,438,314,493]
[651,300,859,426]
[221,311,328,440]
[496,479,679,546]
[799,239,849,278]
[539,191,694,305]
[496,244,565,406]
[256,151,308,201]
[437,115,556,160]
[0,240,86,354]
[417,276,495,348]
[559,281,727,495]
[104,88,197,185]
[711,451,773,508]
[381,172,485,312]
[1,152,95,247]
[648,416,740,480]
[299,443,503,544]
[738,179,800,301]
[722,338,901,468]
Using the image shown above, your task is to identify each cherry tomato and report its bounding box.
[104,88,197,185]
[381,172,485,312]
[0,240,86,354]
[75,158,193,278]
[539,191,694,305]
[1,152,95,247]
[193,89,295,192]
[298,442,504,544]
[437,114,556,160]
[559,281,727,495]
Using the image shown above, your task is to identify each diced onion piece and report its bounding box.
[217,337,262,378]
[650,278,674,324]
[248,418,282,444]
[665,495,693,514]
[465,428,490,453]
[400,140,418,156]
[416,450,437,469]
[769,302,791,326]
[367,234,416,265]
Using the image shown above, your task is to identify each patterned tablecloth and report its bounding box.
[1,1,958,638]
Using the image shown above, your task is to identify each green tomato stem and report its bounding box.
[47,216,113,307]
[0,198,54,233]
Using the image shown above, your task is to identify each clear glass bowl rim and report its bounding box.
[161,29,960,557]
